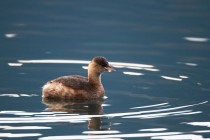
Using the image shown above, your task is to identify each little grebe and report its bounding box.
[42,56,115,100]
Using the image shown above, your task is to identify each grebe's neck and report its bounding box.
[88,63,102,86]
[88,72,102,85]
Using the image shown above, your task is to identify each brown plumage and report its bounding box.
[42,56,115,100]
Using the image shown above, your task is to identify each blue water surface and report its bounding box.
[1,1,210,139]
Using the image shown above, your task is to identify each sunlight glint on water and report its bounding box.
[0,100,208,139]
[1,1,210,139]
[2,59,209,139]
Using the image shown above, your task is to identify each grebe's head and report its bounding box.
[89,56,115,74]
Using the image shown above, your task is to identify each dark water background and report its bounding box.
[1,0,210,139]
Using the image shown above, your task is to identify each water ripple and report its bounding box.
[0,133,41,138]
[8,59,195,84]
[0,101,207,123]
[39,131,210,140]
[184,37,209,42]
[0,126,51,130]
[0,94,38,98]
[14,59,159,77]
[0,101,208,139]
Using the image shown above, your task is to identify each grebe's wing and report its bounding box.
[50,75,89,89]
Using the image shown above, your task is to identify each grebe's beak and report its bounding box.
[105,66,116,72]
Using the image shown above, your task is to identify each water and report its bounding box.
[1,0,210,139]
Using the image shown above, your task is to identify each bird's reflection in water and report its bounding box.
[42,98,110,130]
